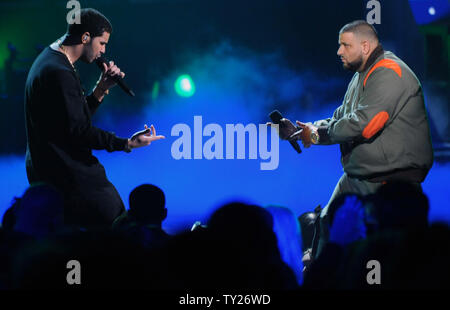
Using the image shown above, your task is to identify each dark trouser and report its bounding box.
[63,180,126,229]
[26,161,126,229]
[314,173,384,259]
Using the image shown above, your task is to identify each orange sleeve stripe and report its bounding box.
[362,111,389,139]
[363,59,402,87]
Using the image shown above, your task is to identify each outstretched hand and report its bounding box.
[128,124,165,150]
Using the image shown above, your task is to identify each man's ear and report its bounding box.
[81,32,91,44]
[161,208,167,221]
[361,40,371,56]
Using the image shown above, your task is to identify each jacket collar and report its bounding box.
[361,44,384,73]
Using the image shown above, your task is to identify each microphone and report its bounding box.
[269,110,302,154]
[95,56,135,97]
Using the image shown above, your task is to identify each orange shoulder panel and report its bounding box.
[362,111,389,139]
[363,59,402,87]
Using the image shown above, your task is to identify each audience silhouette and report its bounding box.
[266,205,304,285]
[0,181,448,290]
[113,184,170,249]
[12,183,65,239]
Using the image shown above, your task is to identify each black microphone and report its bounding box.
[269,110,302,154]
[95,56,135,97]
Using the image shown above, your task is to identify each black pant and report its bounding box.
[27,163,126,229]
[62,180,126,229]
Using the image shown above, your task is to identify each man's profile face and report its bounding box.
[337,32,363,72]
[80,31,110,63]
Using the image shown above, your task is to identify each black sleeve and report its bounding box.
[50,69,128,152]
[86,92,102,115]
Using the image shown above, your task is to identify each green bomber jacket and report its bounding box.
[314,45,434,183]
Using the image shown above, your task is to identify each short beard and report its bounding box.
[79,53,90,63]
[79,42,94,63]
[343,55,363,72]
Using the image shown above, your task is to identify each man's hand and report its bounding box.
[97,60,125,91]
[296,121,318,148]
[266,118,299,140]
[93,60,125,101]
[128,124,165,150]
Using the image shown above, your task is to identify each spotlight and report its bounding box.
[174,74,195,97]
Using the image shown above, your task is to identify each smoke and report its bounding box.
[142,40,347,124]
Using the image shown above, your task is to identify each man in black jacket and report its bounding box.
[24,8,164,228]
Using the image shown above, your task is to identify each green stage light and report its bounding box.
[174,74,195,97]
[151,81,160,100]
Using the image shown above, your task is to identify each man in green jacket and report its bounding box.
[297,20,434,256]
